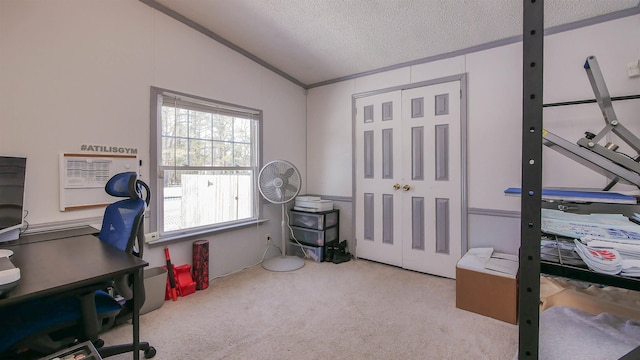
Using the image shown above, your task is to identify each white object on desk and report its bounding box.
[0,249,13,258]
[0,256,20,296]
[294,197,333,212]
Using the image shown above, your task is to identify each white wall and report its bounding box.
[1,1,638,271]
[0,0,307,274]
[307,14,640,252]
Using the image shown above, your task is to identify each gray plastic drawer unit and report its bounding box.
[290,209,338,230]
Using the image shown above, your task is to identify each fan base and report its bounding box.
[262,255,305,272]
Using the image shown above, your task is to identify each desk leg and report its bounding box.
[132,267,142,360]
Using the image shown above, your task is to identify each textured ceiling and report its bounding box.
[147,0,639,87]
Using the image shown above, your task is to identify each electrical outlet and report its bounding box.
[145,232,160,243]
[265,234,271,245]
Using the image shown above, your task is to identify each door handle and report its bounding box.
[402,184,411,191]
[393,183,401,190]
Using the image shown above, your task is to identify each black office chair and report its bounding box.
[0,172,156,359]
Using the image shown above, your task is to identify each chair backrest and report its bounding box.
[99,172,150,257]
[98,172,151,300]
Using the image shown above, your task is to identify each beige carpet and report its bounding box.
[101,259,518,359]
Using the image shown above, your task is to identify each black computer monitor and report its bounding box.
[0,156,26,243]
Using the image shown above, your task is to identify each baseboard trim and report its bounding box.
[468,208,520,218]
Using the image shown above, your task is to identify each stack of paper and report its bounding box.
[456,248,518,278]
[621,260,640,277]
[541,209,640,241]
[485,252,519,276]
[573,239,623,275]
[582,238,640,260]
[541,209,640,277]
[578,235,640,277]
[540,236,585,267]
[456,247,493,270]
[294,196,333,212]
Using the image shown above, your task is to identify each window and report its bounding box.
[150,87,261,238]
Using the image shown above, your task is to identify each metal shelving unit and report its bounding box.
[519,1,640,358]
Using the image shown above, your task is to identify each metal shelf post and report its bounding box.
[519,0,544,358]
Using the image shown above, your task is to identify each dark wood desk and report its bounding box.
[0,232,148,360]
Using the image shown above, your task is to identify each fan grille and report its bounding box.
[258,160,301,204]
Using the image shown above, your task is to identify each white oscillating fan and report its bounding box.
[258,160,305,272]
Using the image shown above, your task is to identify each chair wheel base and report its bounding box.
[144,346,157,358]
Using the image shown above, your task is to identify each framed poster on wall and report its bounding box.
[59,153,138,211]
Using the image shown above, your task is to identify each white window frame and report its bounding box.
[149,87,263,242]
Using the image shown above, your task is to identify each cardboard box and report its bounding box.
[456,248,518,324]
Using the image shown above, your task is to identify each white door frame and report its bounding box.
[351,74,469,265]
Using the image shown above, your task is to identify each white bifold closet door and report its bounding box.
[355,80,462,279]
